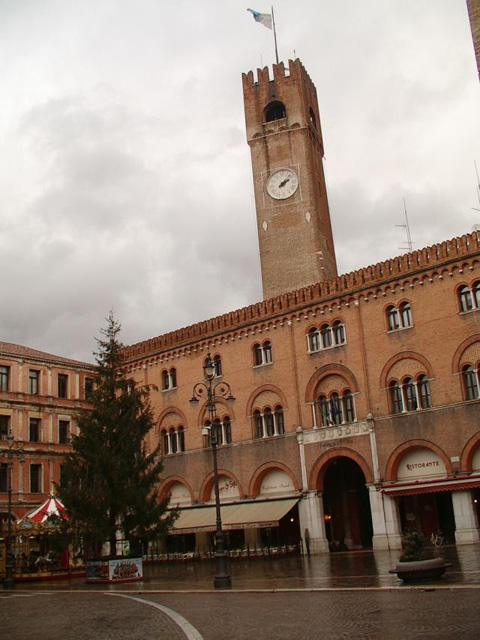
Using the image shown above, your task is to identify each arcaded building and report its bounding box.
[120,59,480,554]
[0,342,94,524]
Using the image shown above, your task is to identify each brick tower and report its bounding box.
[242,59,337,299]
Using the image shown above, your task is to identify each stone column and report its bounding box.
[368,485,402,551]
[452,490,480,545]
[298,491,329,553]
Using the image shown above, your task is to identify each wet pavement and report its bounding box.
[12,544,480,591]
[4,548,480,639]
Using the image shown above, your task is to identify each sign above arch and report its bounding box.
[169,482,192,507]
[397,448,446,481]
[209,476,240,503]
[260,469,295,495]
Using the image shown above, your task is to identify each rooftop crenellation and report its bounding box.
[121,231,480,362]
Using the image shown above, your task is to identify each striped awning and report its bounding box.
[171,498,298,534]
[382,475,480,497]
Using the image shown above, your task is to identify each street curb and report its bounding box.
[7,584,480,595]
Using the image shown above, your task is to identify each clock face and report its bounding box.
[266,168,299,200]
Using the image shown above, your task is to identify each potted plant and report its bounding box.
[389,530,451,582]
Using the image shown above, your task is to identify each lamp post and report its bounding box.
[190,352,235,589]
[3,430,15,589]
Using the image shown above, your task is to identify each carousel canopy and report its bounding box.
[22,496,67,523]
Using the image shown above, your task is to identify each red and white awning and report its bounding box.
[23,496,67,523]
[382,475,480,497]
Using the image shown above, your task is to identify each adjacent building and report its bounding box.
[0,342,94,526]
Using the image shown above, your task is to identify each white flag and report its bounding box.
[247,8,272,30]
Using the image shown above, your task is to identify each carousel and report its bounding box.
[8,496,85,581]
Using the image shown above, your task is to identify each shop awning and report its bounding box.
[382,476,480,497]
[171,498,299,534]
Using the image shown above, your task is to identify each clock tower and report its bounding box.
[242,59,337,299]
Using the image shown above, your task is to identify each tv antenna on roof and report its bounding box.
[395,198,414,253]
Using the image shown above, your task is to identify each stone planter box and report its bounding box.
[86,557,143,583]
[389,557,451,582]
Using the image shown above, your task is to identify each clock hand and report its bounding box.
[279,177,290,188]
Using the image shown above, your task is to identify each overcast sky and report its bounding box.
[1,0,479,362]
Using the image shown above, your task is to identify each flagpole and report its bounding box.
[271,5,279,65]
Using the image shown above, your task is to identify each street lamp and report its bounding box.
[190,352,235,589]
[3,430,15,589]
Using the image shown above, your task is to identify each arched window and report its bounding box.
[254,410,263,439]
[308,327,321,352]
[473,282,480,309]
[403,377,417,412]
[417,375,431,409]
[399,302,412,328]
[253,344,263,367]
[390,380,403,414]
[264,100,286,122]
[318,395,329,427]
[309,107,317,129]
[332,321,346,345]
[161,370,169,390]
[263,341,273,364]
[275,405,284,435]
[213,355,222,377]
[320,324,332,348]
[253,405,284,438]
[459,285,474,313]
[330,393,343,425]
[253,341,273,366]
[462,365,479,400]
[177,426,185,452]
[343,390,355,422]
[205,417,232,446]
[223,416,232,444]
[264,407,274,437]
[161,429,169,455]
[162,368,177,391]
[169,428,177,454]
[387,305,400,331]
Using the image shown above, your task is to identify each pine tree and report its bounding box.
[58,313,176,558]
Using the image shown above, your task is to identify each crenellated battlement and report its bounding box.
[242,58,316,93]
[121,231,480,362]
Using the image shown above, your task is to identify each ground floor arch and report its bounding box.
[322,457,373,550]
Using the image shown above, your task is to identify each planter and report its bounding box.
[86,557,143,583]
[389,557,451,582]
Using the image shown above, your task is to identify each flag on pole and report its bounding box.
[247,8,272,30]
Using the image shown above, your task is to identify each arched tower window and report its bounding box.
[309,107,317,129]
[264,101,286,122]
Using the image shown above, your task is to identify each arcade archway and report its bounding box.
[322,457,373,550]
